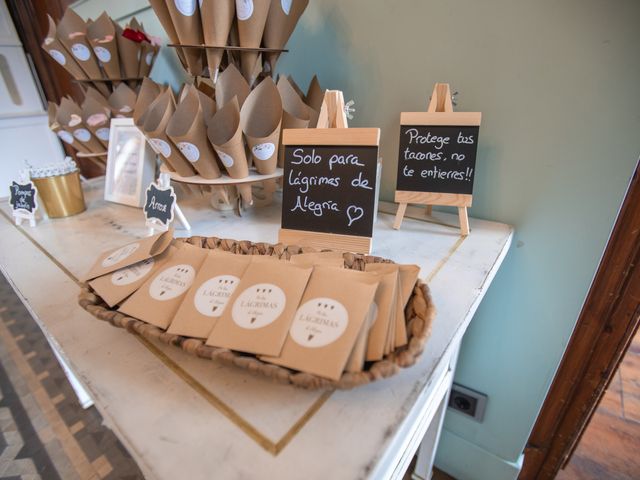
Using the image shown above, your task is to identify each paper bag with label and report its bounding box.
[345,300,377,373]
[261,267,379,381]
[165,0,204,75]
[42,15,88,82]
[240,77,282,174]
[82,96,111,148]
[148,0,187,67]
[141,90,196,177]
[305,75,324,128]
[207,97,249,179]
[133,77,161,127]
[57,97,103,154]
[168,251,251,339]
[276,76,310,166]
[86,12,121,81]
[235,0,270,83]
[289,251,345,267]
[207,258,313,356]
[363,263,400,361]
[109,83,136,118]
[215,64,250,110]
[263,0,308,73]
[89,245,176,307]
[396,264,420,347]
[119,243,207,329]
[83,229,174,281]
[200,0,234,82]
[167,87,221,179]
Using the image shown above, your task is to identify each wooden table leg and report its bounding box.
[394,203,408,230]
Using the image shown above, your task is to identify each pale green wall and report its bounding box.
[72,1,640,478]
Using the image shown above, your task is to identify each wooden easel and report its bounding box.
[393,83,472,235]
[316,90,349,129]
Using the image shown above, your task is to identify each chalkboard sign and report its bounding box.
[279,128,380,253]
[144,182,176,230]
[397,125,479,195]
[9,181,38,214]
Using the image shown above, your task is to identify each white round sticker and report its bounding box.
[149,264,196,301]
[174,0,197,16]
[57,130,74,145]
[194,275,240,317]
[216,150,234,168]
[101,243,140,268]
[232,283,286,329]
[73,128,91,142]
[96,127,110,141]
[252,142,275,161]
[177,142,200,163]
[236,0,254,20]
[290,298,349,348]
[150,138,172,158]
[145,51,154,66]
[93,46,111,63]
[281,0,292,15]
[49,49,66,65]
[110,258,155,286]
[71,43,91,61]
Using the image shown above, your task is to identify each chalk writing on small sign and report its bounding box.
[397,125,479,195]
[144,183,176,228]
[282,145,379,237]
[9,181,38,214]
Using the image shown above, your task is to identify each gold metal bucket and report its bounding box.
[32,171,86,218]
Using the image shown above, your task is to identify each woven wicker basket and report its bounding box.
[78,236,436,390]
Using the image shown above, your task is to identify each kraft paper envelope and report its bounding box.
[263,0,308,73]
[142,90,196,177]
[396,264,421,347]
[58,98,103,153]
[89,246,176,308]
[86,12,121,81]
[167,251,252,339]
[345,300,377,373]
[207,258,313,356]
[215,64,250,110]
[207,97,249,180]
[240,77,282,174]
[167,87,221,179]
[119,243,208,329]
[42,15,89,82]
[363,264,400,361]
[82,96,111,148]
[289,251,345,267]
[277,76,310,166]
[83,229,174,281]
[165,0,204,76]
[133,77,161,126]
[261,267,379,381]
[305,75,324,128]
[109,83,136,118]
[200,0,235,82]
[148,0,187,67]
[236,0,271,83]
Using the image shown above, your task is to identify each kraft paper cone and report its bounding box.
[200,0,235,82]
[138,42,159,77]
[148,0,187,67]
[263,0,308,73]
[109,83,136,118]
[47,101,89,152]
[207,97,249,179]
[305,74,324,127]
[133,77,161,126]
[142,90,196,177]
[240,77,282,174]
[215,64,249,110]
[167,88,221,179]
[86,12,121,81]
[82,96,111,148]
[57,10,106,89]
[196,78,215,97]
[197,89,216,122]
[114,22,140,86]
[57,97,104,153]
[84,86,110,110]
[236,0,271,83]
[42,15,88,81]
[165,0,204,76]
[277,76,309,166]
[287,75,305,100]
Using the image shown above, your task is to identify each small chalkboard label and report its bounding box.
[9,181,38,214]
[144,182,176,229]
[279,128,380,253]
[397,125,479,195]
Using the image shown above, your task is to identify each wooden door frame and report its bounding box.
[520,158,640,479]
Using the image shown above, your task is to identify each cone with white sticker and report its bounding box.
[165,0,204,76]
[41,16,89,83]
[207,97,249,179]
[86,12,121,82]
[108,83,136,118]
[200,0,235,83]
[263,0,309,73]
[236,0,271,83]
[82,96,111,148]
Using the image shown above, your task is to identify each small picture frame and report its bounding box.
[105,118,156,208]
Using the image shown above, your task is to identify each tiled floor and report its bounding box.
[0,274,144,480]
[556,331,640,479]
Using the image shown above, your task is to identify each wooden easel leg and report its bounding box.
[425,205,433,216]
[394,203,408,230]
[458,207,470,236]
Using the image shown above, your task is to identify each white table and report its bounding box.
[0,178,512,480]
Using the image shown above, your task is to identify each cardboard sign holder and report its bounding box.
[393,83,480,236]
[146,173,191,236]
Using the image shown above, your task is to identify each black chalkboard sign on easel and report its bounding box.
[394,83,482,235]
[9,173,38,227]
[279,90,381,253]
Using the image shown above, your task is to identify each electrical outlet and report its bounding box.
[448,383,487,422]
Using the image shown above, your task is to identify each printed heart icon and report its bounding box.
[346,206,364,227]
